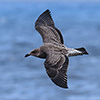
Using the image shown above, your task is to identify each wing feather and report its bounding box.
[44,54,69,88]
[35,9,64,44]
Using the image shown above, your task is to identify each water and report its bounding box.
[0,1,100,100]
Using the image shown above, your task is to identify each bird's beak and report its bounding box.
[25,53,31,57]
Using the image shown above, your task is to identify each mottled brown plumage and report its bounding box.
[25,9,88,88]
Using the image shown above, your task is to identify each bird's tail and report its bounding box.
[75,47,88,55]
[66,47,88,57]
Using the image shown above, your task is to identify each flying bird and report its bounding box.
[25,9,88,88]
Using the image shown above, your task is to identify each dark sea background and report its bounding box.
[0,1,100,100]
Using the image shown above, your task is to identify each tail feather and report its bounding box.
[75,47,88,55]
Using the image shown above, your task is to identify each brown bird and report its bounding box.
[25,9,88,88]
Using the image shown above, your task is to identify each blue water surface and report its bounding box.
[0,1,100,100]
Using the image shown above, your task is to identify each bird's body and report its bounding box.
[25,9,88,88]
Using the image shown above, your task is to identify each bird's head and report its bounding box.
[25,48,40,57]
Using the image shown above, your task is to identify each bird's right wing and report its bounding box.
[35,9,64,44]
[44,53,69,88]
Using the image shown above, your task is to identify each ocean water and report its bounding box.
[0,1,100,100]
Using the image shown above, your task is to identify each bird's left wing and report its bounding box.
[35,9,64,44]
[44,53,69,88]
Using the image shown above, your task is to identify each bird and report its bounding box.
[25,9,88,89]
